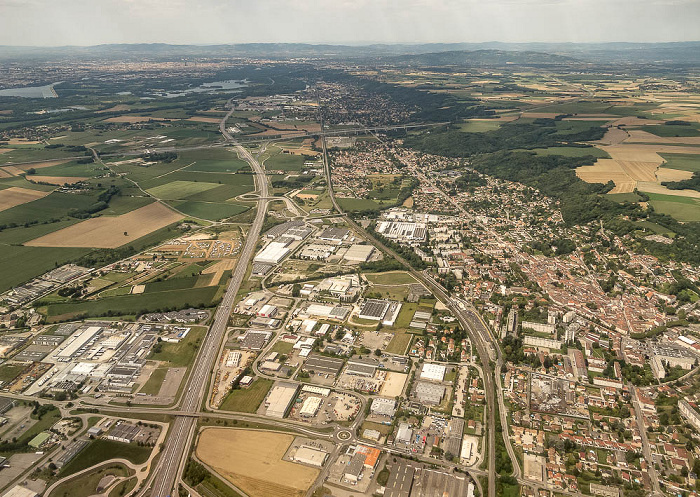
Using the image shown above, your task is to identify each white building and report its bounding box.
[420,363,446,382]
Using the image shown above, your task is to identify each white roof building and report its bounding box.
[420,363,446,382]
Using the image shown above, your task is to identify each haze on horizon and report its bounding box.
[1,0,699,47]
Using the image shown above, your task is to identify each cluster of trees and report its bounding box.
[68,185,120,219]
[662,171,700,192]
[141,151,177,163]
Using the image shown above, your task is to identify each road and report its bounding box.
[631,386,663,496]
[145,103,270,497]
[316,114,500,497]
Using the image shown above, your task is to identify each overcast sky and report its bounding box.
[1,0,698,46]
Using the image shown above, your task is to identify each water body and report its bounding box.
[0,82,60,98]
[154,79,248,98]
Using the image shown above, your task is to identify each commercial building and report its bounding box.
[265,382,299,418]
[343,244,375,262]
[300,396,323,417]
[346,358,378,377]
[239,330,272,350]
[396,423,413,444]
[420,363,446,382]
[303,355,344,376]
[107,422,141,443]
[358,299,402,326]
[293,446,328,467]
[318,227,350,243]
[415,381,446,405]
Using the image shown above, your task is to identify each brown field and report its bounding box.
[103,115,168,123]
[25,202,183,248]
[0,148,12,154]
[97,104,131,113]
[0,170,11,179]
[6,138,41,145]
[201,258,237,286]
[576,159,637,193]
[0,159,70,177]
[0,187,49,212]
[27,176,87,185]
[196,428,319,497]
[637,182,700,199]
[656,168,693,182]
[187,116,221,124]
[626,129,700,145]
[596,127,629,145]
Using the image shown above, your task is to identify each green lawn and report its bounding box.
[269,341,294,355]
[53,464,134,497]
[179,148,250,173]
[0,364,27,385]
[146,180,221,200]
[59,439,152,477]
[150,326,206,367]
[393,303,418,329]
[263,149,306,172]
[219,378,273,413]
[660,153,700,173]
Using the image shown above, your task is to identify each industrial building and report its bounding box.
[415,381,446,405]
[420,363,446,382]
[239,330,272,350]
[254,240,292,265]
[302,355,344,376]
[345,358,378,377]
[342,244,375,262]
[396,423,413,444]
[56,326,103,361]
[265,382,299,418]
[370,397,396,417]
[318,227,350,243]
[300,396,323,417]
[376,221,427,243]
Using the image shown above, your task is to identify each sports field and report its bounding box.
[147,180,220,200]
[0,187,48,212]
[196,428,319,497]
[25,202,183,248]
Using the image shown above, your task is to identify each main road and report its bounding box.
[145,104,270,497]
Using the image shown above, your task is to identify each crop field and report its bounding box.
[660,153,700,172]
[0,245,90,293]
[337,197,383,211]
[139,171,255,201]
[177,148,250,173]
[196,428,319,497]
[43,286,218,320]
[0,186,49,212]
[27,175,87,185]
[219,378,273,413]
[645,124,700,137]
[262,147,306,172]
[25,202,184,248]
[168,200,249,221]
[147,180,221,200]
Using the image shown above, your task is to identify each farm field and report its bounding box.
[147,180,221,200]
[660,153,700,173]
[179,148,250,173]
[647,193,700,222]
[25,202,183,248]
[167,200,249,221]
[196,428,319,497]
[0,186,49,212]
[219,378,273,413]
[0,190,102,226]
[0,245,90,293]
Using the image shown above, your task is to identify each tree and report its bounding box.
[374,348,382,356]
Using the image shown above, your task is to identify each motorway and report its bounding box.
[143,103,271,497]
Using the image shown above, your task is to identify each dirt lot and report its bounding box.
[26,202,183,248]
[0,186,49,212]
[380,372,408,397]
[196,428,319,497]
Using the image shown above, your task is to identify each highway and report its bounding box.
[144,103,271,497]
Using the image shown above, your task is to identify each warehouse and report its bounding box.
[415,382,446,405]
[346,358,378,377]
[300,396,323,417]
[358,299,390,321]
[303,355,344,376]
[299,244,336,261]
[239,330,272,350]
[420,363,446,382]
[265,382,299,418]
[318,227,350,243]
[293,446,329,467]
[371,397,396,417]
[396,423,413,444]
[56,326,102,361]
[343,244,375,262]
[254,241,291,265]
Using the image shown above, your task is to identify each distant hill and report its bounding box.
[380,49,579,67]
[1,41,700,65]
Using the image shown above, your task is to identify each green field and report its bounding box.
[525,146,609,158]
[535,101,613,115]
[149,326,206,367]
[219,378,273,413]
[393,303,418,329]
[0,191,102,226]
[168,200,249,220]
[385,330,412,355]
[100,195,154,216]
[59,439,152,477]
[0,147,81,165]
[147,180,221,200]
[606,192,643,203]
[53,464,134,497]
[140,367,168,395]
[646,192,700,222]
[337,197,384,212]
[645,124,700,138]
[35,160,103,178]
[263,148,306,172]
[365,271,418,285]
[178,148,250,173]
[269,341,294,355]
[0,245,90,293]
[43,286,219,321]
[457,120,503,133]
[660,153,700,173]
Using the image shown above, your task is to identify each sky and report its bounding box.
[1,0,698,46]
